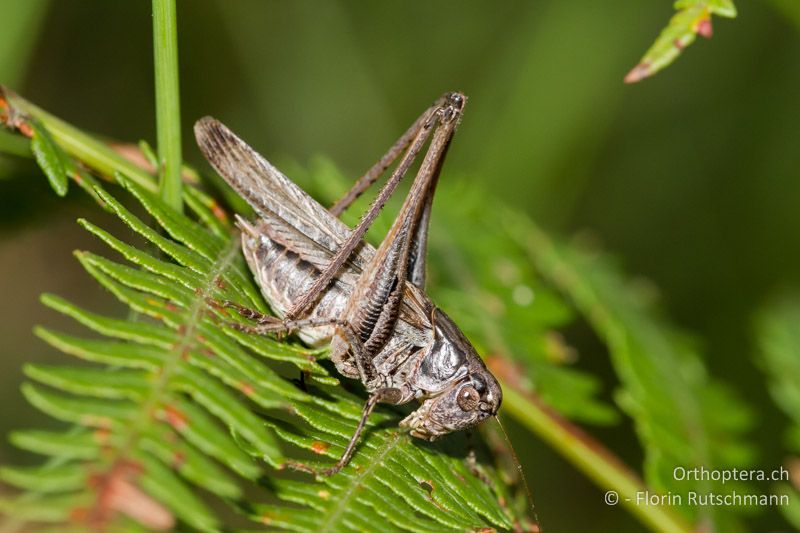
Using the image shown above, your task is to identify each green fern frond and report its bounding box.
[2,85,760,532]
[507,213,754,527]
[0,112,528,531]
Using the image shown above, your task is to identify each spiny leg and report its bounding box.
[337,94,465,370]
[329,101,436,216]
[207,298,269,322]
[205,296,347,335]
[406,118,452,290]
[228,316,344,336]
[330,104,450,290]
[338,322,379,387]
[284,93,464,322]
[289,97,465,476]
[287,387,402,476]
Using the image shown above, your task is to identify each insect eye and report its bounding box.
[456,386,480,411]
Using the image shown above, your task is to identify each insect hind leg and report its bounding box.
[206,297,345,335]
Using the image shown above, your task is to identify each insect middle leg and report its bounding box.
[206,298,340,335]
[214,296,384,386]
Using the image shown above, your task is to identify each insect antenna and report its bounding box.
[494,415,541,532]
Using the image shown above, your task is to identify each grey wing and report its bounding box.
[194,117,374,270]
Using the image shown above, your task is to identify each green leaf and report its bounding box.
[158,397,262,480]
[139,432,242,499]
[40,293,176,348]
[22,383,136,428]
[25,364,152,401]
[183,185,232,238]
[625,0,737,83]
[29,118,69,196]
[10,429,100,460]
[34,328,165,370]
[119,174,266,310]
[137,139,159,168]
[0,493,93,524]
[1,464,86,493]
[134,452,217,532]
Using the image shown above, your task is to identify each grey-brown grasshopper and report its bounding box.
[195,92,502,475]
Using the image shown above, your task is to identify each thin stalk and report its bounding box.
[152,0,183,212]
[497,378,692,533]
[1,87,156,190]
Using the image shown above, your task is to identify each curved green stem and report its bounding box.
[1,87,155,190]
[497,374,692,533]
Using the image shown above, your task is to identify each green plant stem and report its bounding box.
[152,0,183,212]
[499,383,691,533]
[1,88,156,191]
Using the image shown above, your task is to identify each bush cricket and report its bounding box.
[195,92,503,476]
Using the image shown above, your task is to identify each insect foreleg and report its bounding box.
[287,387,403,476]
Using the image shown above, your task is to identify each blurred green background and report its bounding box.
[1,1,798,530]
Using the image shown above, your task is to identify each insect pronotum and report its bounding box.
[195,92,502,476]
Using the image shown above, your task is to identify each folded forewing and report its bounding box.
[194,117,374,270]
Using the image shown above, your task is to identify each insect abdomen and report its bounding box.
[241,230,350,346]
